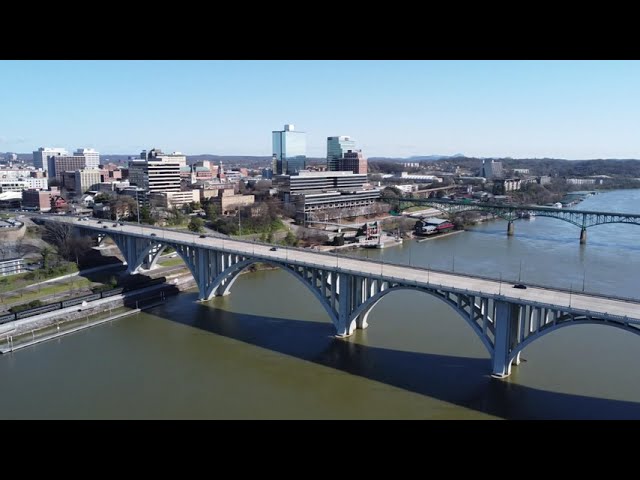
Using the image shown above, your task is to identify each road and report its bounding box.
[39,215,640,322]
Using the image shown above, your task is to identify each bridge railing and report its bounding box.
[61,215,640,307]
[206,233,640,307]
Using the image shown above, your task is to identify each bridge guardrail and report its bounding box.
[46,214,640,308]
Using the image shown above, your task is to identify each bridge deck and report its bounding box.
[43,215,640,322]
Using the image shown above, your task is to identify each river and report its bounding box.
[2,189,640,419]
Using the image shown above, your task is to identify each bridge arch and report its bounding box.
[408,203,517,223]
[93,231,169,274]
[528,212,584,228]
[348,285,494,355]
[206,258,340,329]
[508,316,640,366]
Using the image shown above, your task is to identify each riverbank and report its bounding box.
[0,308,142,353]
[416,230,465,242]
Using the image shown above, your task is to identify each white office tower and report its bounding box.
[74,148,100,169]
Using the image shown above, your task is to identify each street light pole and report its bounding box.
[569,284,572,307]
[518,260,522,282]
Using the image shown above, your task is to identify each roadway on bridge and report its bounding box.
[44,215,640,322]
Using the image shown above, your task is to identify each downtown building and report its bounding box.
[481,159,504,179]
[326,136,368,174]
[140,148,187,167]
[129,150,193,207]
[73,148,100,169]
[326,136,355,171]
[274,170,381,223]
[272,124,306,175]
[50,156,100,181]
[33,147,68,171]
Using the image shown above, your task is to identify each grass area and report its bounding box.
[0,263,79,294]
[158,257,185,267]
[0,278,93,306]
[403,205,435,213]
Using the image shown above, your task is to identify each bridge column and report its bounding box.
[507,221,514,236]
[335,272,356,337]
[580,228,587,245]
[492,301,520,378]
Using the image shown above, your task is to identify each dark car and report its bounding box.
[112,223,118,227]
[102,225,108,229]
[513,284,527,289]
[270,247,278,251]
[119,222,124,226]
[97,220,103,224]
[199,234,206,238]
[150,233,157,237]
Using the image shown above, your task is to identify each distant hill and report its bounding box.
[369,154,465,162]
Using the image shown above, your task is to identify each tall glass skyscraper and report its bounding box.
[326,136,356,171]
[272,124,307,175]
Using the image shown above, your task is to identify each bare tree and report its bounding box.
[42,221,92,263]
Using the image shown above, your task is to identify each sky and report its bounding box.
[1,60,639,159]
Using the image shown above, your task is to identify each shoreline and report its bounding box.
[416,230,464,242]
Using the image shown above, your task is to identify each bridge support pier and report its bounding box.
[335,272,356,337]
[507,221,514,236]
[580,228,587,245]
[491,301,520,378]
[356,313,370,330]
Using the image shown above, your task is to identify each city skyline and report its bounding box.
[1,60,640,159]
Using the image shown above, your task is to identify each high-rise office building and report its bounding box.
[140,148,187,166]
[74,148,100,169]
[481,159,504,179]
[272,124,306,175]
[51,155,88,181]
[341,150,368,175]
[33,147,68,171]
[128,159,181,193]
[74,169,102,193]
[326,136,356,171]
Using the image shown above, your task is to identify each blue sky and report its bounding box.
[1,60,639,159]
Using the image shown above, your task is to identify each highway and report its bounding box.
[41,214,640,322]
